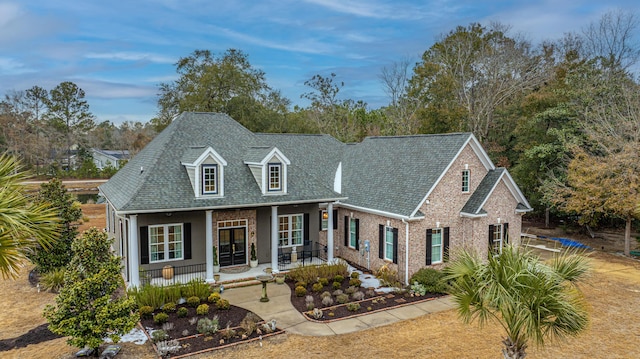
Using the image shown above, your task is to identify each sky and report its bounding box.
[1,0,638,125]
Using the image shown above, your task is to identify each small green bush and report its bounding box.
[312,282,323,292]
[216,298,230,310]
[344,286,356,295]
[295,281,307,288]
[153,312,169,324]
[207,292,220,303]
[318,277,329,286]
[177,307,188,318]
[320,291,332,299]
[321,295,334,307]
[349,278,362,287]
[139,305,153,319]
[162,302,176,313]
[151,329,168,343]
[346,302,361,312]
[196,304,209,316]
[336,293,349,304]
[350,271,360,279]
[197,317,219,335]
[333,275,344,283]
[409,268,448,294]
[295,285,307,297]
[332,281,341,290]
[187,296,201,307]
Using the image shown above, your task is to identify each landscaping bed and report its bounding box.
[139,301,284,357]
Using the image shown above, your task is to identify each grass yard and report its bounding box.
[1,202,639,358]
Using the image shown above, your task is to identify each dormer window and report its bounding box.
[268,163,281,191]
[202,164,218,195]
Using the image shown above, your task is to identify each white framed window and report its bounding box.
[349,218,357,248]
[491,224,504,256]
[462,169,470,192]
[385,226,394,261]
[321,210,328,231]
[202,164,218,195]
[268,163,281,191]
[149,223,183,262]
[279,214,303,247]
[431,228,443,263]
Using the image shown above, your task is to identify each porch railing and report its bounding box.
[139,263,206,286]
[278,242,327,271]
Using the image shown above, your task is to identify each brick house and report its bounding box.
[99,112,531,287]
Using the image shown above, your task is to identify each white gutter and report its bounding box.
[402,218,409,286]
[336,202,424,222]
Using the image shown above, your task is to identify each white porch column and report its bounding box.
[205,210,213,282]
[327,203,334,262]
[271,206,279,271]
[128,214,140,287]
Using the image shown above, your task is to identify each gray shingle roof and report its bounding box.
[101,112,529,218]
[341,133,471,217]
[461,168,506,216]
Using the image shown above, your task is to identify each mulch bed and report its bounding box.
[0,323,63,352]
[286,279,445,322]
[140,303,283,357]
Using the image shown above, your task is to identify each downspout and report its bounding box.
[402,218,409,286]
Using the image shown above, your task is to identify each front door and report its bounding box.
[218,227,247,266]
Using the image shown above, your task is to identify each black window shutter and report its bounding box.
[184,223,192,260]
[378,224,384,259]
[140,226,149,264]
[443,227,450,262]
[392,228,398,264]
[426,229,433,265]
[303,213,310,245]
[319,210,323,229]
[344,216,349,247]
[503,223,509,245]
[488,224,495,250]
[332,210,338,229]
[355,219,360,250]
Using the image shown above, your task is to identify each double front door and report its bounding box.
[218,227,246,266]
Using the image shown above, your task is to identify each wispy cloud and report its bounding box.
[301,0,432,20]
[85,52,176,64]
[0,57,33,75]
[215,26,339,55]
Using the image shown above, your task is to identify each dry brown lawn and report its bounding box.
[1,203,639,358]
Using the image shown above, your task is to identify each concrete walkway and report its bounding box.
[220,282,456,336]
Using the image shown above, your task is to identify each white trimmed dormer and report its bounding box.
[244,147,291,195]
[181,146,228,198]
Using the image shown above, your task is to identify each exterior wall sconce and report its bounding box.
[322,211,329,220]
[497,217,501,224]
[436,221,440,228]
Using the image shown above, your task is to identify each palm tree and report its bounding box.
[444,245,590,359]
[0,154,60,279]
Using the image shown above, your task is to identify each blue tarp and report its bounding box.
[549,237,591,249]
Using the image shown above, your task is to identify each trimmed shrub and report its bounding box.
[305,295,315,310]
[216,298,230,310]
[344,286,356,295]
[177,307,188,318]
[196,304,209,316]
[162,302,176,313]
[295,285,307,297]
[139,305,153,319]
[351,291,365,301]
[207,292,221,303]
[197,317,219,335]
[346,302,361,312]
[295,281,307,289]
[153,312,169,324]
[187,296,201,307]
[320,291,332,299]
[409,268,448,294]
[332,281,341,290]
[333,275,344,283]
[332,289,343,296]
[321,295,334,307]
[349,278,362,287]
[336,293,349,304]
[350,271,360,279]
[151,329,168,343]
[312,282,323,292]
[318,277,329,286]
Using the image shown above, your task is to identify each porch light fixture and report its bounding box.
[165,212,172,217]
[322,212,329,220]
[436,221,440,228]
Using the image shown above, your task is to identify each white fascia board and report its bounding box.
[337,202,424,222]
[261,147,290,165]
[460,212,488,218]
[113,197,349,216]
[502,170,533,210]
[182,146,227,167]
[410,134,495,218]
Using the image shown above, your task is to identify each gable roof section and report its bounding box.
[460,168,533,217]
[341,133,472,218]
[92,148,130,160]
[100,112,344,213]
